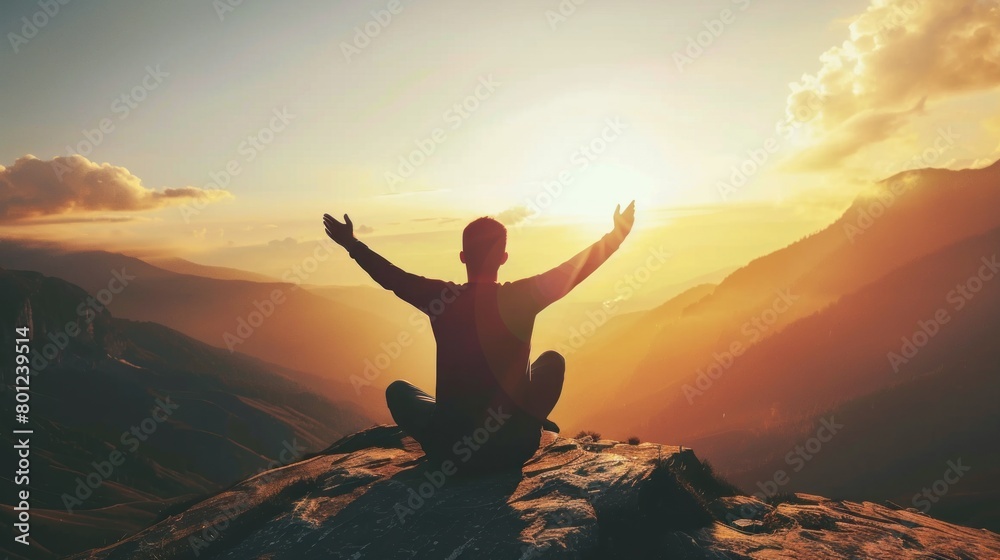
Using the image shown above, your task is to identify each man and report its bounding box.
[323,201,635,472]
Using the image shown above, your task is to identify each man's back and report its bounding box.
[324,202,635,469]
[430,279,540,423]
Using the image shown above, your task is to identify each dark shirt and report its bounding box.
[348,231,624,461]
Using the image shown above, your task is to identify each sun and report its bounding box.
[548,162,659,231]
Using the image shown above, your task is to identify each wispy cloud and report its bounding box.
[376,188,452,198]
[492,205,533,226]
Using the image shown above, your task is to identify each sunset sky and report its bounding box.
[2,0,998,296]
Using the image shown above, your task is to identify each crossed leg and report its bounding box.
[524,350,565,426]
[385,350,566,442]
[385,380,436,446]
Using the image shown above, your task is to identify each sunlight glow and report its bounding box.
[550,162,657,227]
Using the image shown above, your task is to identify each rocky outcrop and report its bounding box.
[74,426,1000,559]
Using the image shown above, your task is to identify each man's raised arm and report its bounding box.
[324,213,445,310]
[521,201,635,311]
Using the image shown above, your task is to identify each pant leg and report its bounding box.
[469,353,563,470]
[525,350,565,420]
[385,380,436,444]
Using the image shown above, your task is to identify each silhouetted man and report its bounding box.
[323,201,635,471]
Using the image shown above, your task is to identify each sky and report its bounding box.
[1,0,999,295]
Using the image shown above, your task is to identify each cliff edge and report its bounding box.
[73,426,1000,559]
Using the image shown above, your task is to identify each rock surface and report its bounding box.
[73,426,1000,559]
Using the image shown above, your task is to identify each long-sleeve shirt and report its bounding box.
[348,231,625,443]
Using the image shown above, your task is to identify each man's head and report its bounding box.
[461,217,508,278]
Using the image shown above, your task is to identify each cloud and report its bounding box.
[376,188,452,198]
[783,0,1000,169]
[493,205,533,226]
[785,98,927,171]
[15,215,143,225]
[0,155,232,222]
[267,237,299,248]
[356,224,374,234]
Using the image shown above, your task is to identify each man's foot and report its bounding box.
[541,418,560,433]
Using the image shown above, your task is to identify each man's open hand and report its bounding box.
[611,200,636,240]
[323,213,355,248]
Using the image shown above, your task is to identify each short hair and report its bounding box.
[463,217,507,270]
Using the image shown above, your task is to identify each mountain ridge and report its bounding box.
[0,268,375,559]
[71,425,1000,560]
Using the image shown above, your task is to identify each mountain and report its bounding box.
[0,241,438,416]
[609,265,734,315]
[146,256,278,283]
[71,426,1000,559]
[557,160,1000,530]
[558,161,1000,428]
[630,222,1000,440]
[553,283,718,421]
[643,224,1000,530]
[0,268,375,559]
[303,283,420,326]
[568,159,1000,431]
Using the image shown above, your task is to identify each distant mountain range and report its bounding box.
[2,159,998,557]
[0,241,441,419]
[559,159,1000,530]
[146,256,279,283]
[0,269,374,559]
